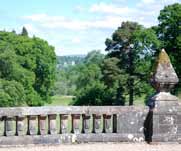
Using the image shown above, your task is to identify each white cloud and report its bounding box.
[23,14,123,30]
[88,0,180,27]
[141,0,155,4]
[90,2,134,15]
[72,37,81,44]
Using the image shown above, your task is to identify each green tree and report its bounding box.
[105,21,160,105]
[73,51,107,105]
[157,3,181,82]
[73,81,106,106]
[0,31,56,106]
[0,79,25,107]
[84,50,104,65]
[101,57,127,105]
[21,26,28,36]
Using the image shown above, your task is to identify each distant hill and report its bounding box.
[57,55,85,69]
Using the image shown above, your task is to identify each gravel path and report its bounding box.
[0,143,181,151]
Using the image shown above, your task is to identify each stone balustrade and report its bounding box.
[0,106,150,145]
[0,49,180,146]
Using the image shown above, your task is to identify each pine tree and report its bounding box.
[21,26,28,36]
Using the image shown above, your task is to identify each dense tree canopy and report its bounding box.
[0,29,56,106]
[105,21,160,105]
[157,3,181,84]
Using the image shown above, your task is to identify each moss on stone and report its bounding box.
[157,49,170,65]
[151,49,171,74]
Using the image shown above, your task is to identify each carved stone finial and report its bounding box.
[151,49,179,92]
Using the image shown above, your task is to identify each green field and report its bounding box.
[49,93,181,106]
[47,95,74,106]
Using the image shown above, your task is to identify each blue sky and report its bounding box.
[0,0,180,56]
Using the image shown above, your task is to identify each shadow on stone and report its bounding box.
[144,110,153,143]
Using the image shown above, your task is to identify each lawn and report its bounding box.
[48,93,181,106]
[47,95,74,106]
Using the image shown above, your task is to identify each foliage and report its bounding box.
[0,29,56,106]
[73,81,106,105]
[157,3,181,88]
[84,50,104,65]
[101,57,126,105]
[21,27,28,36]
[72,51,109,105]
[105,21,160,105]
[54,50,105,97]
[0,79,25,107]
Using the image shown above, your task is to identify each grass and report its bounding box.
[49,95,147,106]
[48,92,181,107]
[47,95,74,106]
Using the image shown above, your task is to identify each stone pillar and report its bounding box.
[93,114,102,133]
[48,114,57,134]
[82,114,91,133]
[71,114,80,134]
[60,114,69,134]
[103,114,112,133]
[27,115,37,135]
[38,115,47,135]
[16,116,25,136]
[4,116,14,136]
[150,49,179,142]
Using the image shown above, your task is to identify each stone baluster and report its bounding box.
[71,114,80,134]
[60,114,69,134]
[48,114,57,134]
[16,116,25,136]
[4,116,14,136]
[38,115,47,135]
[82,114,91,133]
[93,114,102,133]
[27,115,37,135]
[150,49,179,142]
[103,114,112,133]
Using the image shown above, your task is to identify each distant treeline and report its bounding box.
[57,55,85,70]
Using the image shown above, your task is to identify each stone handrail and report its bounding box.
[0,106,149,145]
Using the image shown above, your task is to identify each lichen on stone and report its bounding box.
[157,49,171,65]
[152,49,170,74]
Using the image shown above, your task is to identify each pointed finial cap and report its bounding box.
[151,49,179,92]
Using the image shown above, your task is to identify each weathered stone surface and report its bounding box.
[103,114,112,133]
[151,49,180,142]
[0,106,149,117]
[4,116,15,136]
[117,109,147,135]
[82,114,91,133]
[16,116,25,136]
[71,114,81,134]
[38,115,47,135]
[93,114,102,133]
[60,114,69,134]
[151,92,178,102]
[27,115,37,135]
[48,114,57,135]
[0,133,146,146]
[150,49,179,92]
